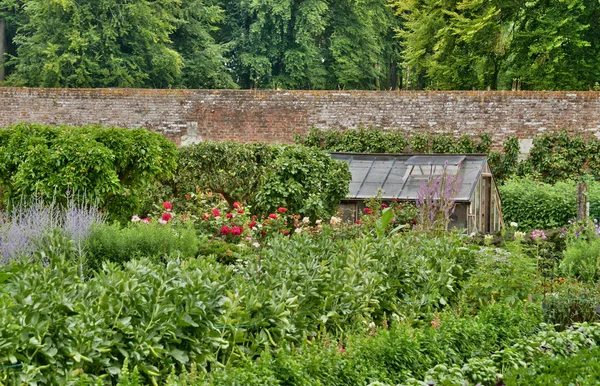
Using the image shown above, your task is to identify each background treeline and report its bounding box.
[1,0,599,90]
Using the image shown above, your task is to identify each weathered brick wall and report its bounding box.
[2,88,600,148]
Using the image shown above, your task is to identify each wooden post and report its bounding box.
[577,181,588,221]
[0,18,5,82]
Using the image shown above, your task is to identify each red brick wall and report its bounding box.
[2,87,600,147]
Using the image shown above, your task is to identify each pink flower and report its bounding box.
[161,212,173,223]
[159,219,168,225]
[212,208,220,217]
[381,203,388,208]
[221,225,230,235]
[226,213,233,219]
[141,217,151,223]
[131,215,141,222]
[248,220,257,228]
[233,202,242,209]
[278,207,288,213]
[231,226,242,236]
[363,208,372,215]
[163,201,172,210]
[185,194,191,200]
[269,214,278,220]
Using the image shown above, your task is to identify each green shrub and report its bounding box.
[504,346,600,385]
[462,246,537,308]
[175,142,351,220]
[560,237,600,283]
[85,222,198,270]
[542,282,600,330]
[0,124,177,222]
[499,177,579,230]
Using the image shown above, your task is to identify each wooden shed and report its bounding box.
[331,153,504,233]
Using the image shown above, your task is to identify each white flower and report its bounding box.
[510,221,518,228]
[484,234,493,240]
[329,216,341,226]
[158,219,168,225]
[302,217,310,224]
[257,224,263,229]
[131,215,141,222]
[295,227,303,234]
[252,242,260,248]
[514,231,526,240]
[315,219,322,225]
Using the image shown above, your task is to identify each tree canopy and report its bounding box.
[0,0,599,90]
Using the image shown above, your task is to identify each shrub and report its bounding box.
[85,222,198,270]
[504,346,600,385]
[175,142,351,221]
[499,177,578,230]
[0,124,177,222]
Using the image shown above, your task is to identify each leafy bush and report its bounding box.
[542,281,600,330]
[0,124,177,222]
[504,346,600,385]
[0,256,232,385]
[499,177,578,230]
[85,222,199,270]
[463,246,537,308]
[175,142,351,220]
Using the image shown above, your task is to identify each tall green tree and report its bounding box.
[0,0,231,88]
[505,0,600,90]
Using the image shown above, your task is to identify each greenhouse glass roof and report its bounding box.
[330,153,488,202]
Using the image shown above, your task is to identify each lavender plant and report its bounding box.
[0,197,105,265]
[415,161,463,234]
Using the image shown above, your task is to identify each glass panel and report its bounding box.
[406,155,466,166]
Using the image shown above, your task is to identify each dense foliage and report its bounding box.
[175,142,351,220]
[0,124,177,221]
[2,0,600,89]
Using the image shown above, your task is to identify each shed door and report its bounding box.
[482,175,492,233]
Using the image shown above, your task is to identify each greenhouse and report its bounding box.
[331,153,504,233]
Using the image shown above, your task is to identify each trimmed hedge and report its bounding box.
[499,177,600,231]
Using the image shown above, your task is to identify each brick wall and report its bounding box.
[2,88,600,148]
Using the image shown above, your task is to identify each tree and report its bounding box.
[505,0,600,90]
[0,0,231,88]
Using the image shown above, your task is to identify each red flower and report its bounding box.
[231,226,242,236]
[381,203,388,208]
[261,230,266,237]
[269,214,278,220]
[220,225,230,235]
[226,213,233,219]
[248,220,257,228]
[233,202,242,209]
[252,215,258,219]
[185,194,191,200]
[141,217,151,223]
[161,212,173,223]
[282,229,290,236]
[237,210,245,214]
[363,208,372,215]
[277,207,288,213]
[212,208,220,217]
[163,201,172,210]
[356,220,361,225]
